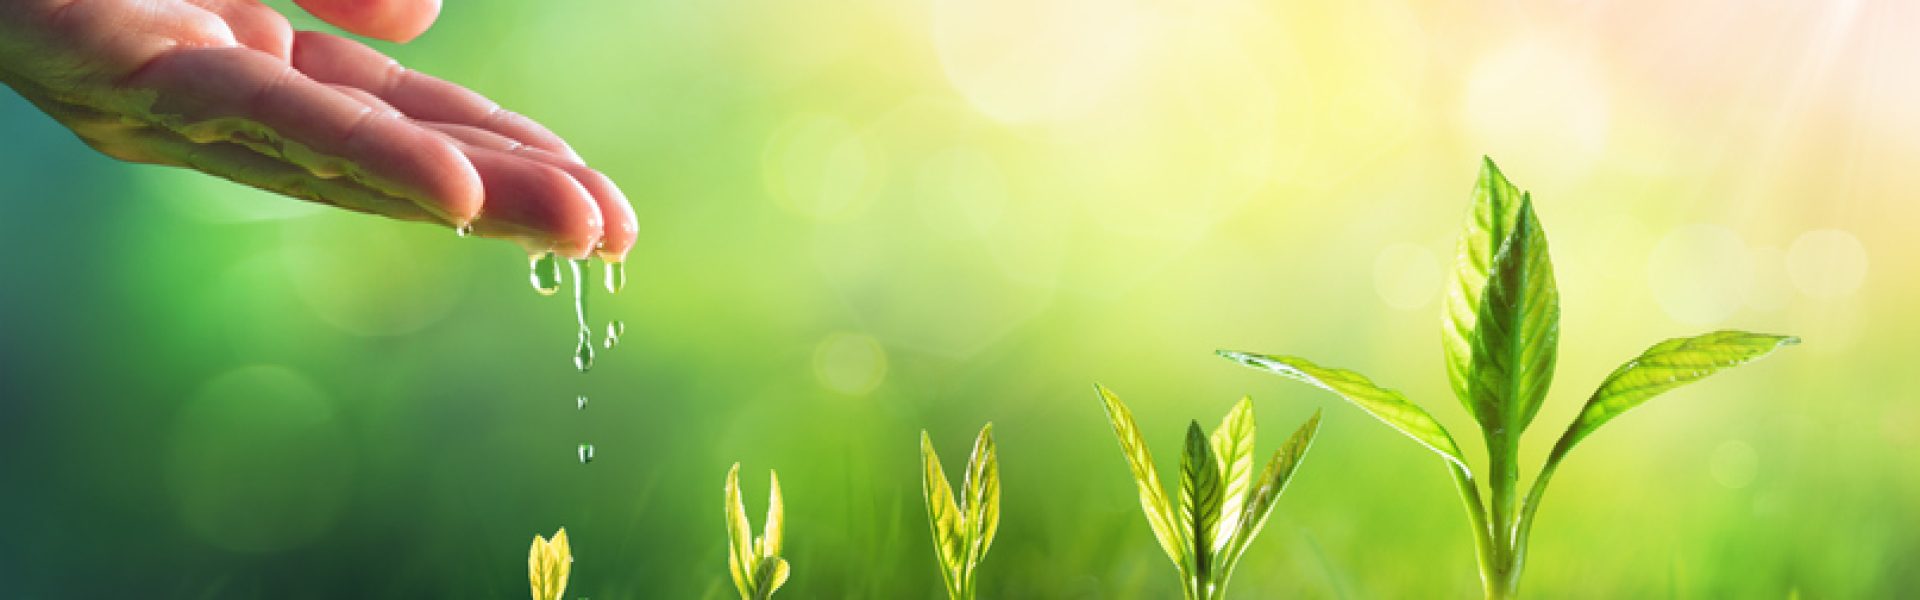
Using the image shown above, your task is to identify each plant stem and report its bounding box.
[1483,428,1523,598]
[1444,464,1501,599]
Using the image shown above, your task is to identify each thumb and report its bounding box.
[292,0,442,43]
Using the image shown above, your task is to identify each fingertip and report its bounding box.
[293,0,442,43]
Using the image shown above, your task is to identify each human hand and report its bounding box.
[0,0,635,260]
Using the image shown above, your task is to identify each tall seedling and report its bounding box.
[1098,388,1321,600]
[724,464,790,600]
[1219,157,1797,599]
[920,423,1001,600]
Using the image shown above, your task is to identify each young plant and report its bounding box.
[920,423,1001,600]
[1218,157,1797,599]
[1097,387,1321,600]
[724,463,790,600]
[528,527,573,600]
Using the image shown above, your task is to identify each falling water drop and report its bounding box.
[576,395,588,410]
[603,320,625,349]
[577,443,595,464]
[604,261,626,294]
[529,252,563,296]
[453,222,474,238]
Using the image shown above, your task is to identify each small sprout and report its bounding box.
[1219,157,1796,599]
[1097,387,1321,600]
[528,527,573,600]
[920,423,1001,600]
[725,463,790,600]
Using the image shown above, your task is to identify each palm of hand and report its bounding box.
[0,0,634,259]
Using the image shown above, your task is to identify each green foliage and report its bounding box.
[1097,387,1321,600]
[725,464,790,600]
[920,423,1001,600]
[1220,157,1796,599]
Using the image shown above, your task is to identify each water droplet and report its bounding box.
[576,395,588,410]
[528,252,563,296]
[574,337,595,372]
[603,320,624,349]
[604,261,626,294]
[577,443,595,464]
[453,222,473,238]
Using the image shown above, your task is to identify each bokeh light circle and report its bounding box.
[762,114,881,221]
[1785,229,1868,299]
[1709,439,1759,490]
[812,332,888,396]
[166,365,354,553]
[1648,224,1754,325]
[280,213,466,336]
[1372,243,1442,310]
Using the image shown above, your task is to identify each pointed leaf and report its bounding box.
[962,423,1001,568]
[1178,422,1223,580]
[1226,410,1320,566]
[919,431,965,591]
[763,470,784,558]
[1218,351,1470,471]
[1097,385,1187,567]
[1444,156,1527,419]
[1208,398,1257,552]
[1465,196,1560,435]
[1552,331,1798,460]
[527,529,572,600]
[724,463,755,599]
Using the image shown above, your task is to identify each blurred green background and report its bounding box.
[2,0,1915,597]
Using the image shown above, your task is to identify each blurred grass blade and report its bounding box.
[1226,410,1320,564]
[1178,422,1223,587]
[1466,196,1559,435]
[1208,398,1257,555]
[961,423,1001,571]
[1443,156,1528,418]
[1217,351,1470,472]
[527,527,572,600]
[1097,385,1187,567]
[1551,331,1799,461]
[724,464,754,598]
[920,431,965,595]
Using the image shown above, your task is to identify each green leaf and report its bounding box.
[1178,422,1223,581]
[763,470,784,558]
[1208,398,1257,554]
[920,430,964,589]
[751,556,791,600]
[1443,156,1527,421]
[724,463,755,600]
[1465,196,1560,436]
[1225,410,1320,566]
[1552,331,1798,459]
[1097,385,1187,567]
[961,423,1000,573]
[1218,351,1470,471]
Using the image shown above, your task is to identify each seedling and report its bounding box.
[528,527,573,600]
[1219,157,1797,599]
[724,464,791,600]
[920,423,1001,600]
[1097,387,1321,600]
